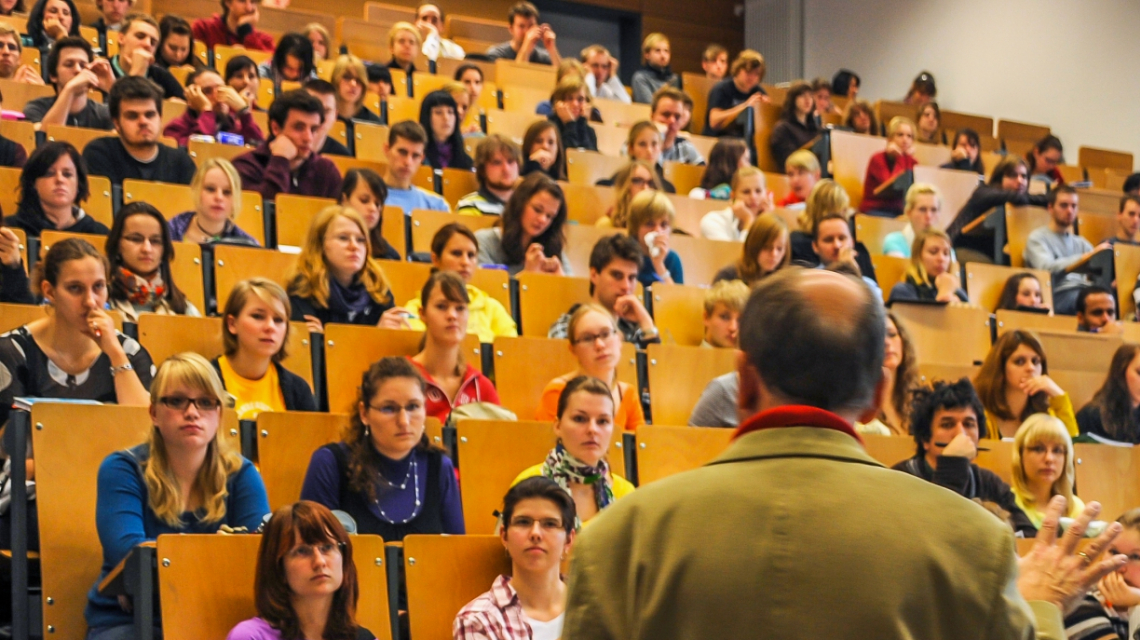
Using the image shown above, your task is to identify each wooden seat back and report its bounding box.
[515,272,589,337]
[916,362,979,386]
[404,535,508,640]
[994,309,1075,335]
[188,139,250,164]
[1050,369,1105,415]
[352,121,390,163]
[663,162,704,196]
[854,214,907,256]
[122,180,267,246]
[594,124,629,157]
[669,235,738,286]
[871,254,908,301]
[566,148,625,186]
[274,194,337,247]
[455,419,626,533]
[912,165,983,231]
[364,1,415,22]
[1078,211,1115,247]
[560,182,616,225]
[830,129,885,209]
[158,533,391,640]
[911,142,952,168]
[484,108,543,146]
[32,405,158,640]
[651,282,707,347]
[492,336,637,420]
[0,77,53,112]
[445,14,509,42]
[941,111,994,139]
[1,120,35,157]
[493,60,555,92]
[256,411,348,509]
[213,244,299,307]
[1116,243,1140,320]
[891,302,992,366]
[1073,443,1140,526]
[137,315,314,388]
[997,120,1049,145]
[679,72,716,142]
[1005,205,1050,268]
[409,208,497,254]
[1079,146,1133,175]
[646,344,737,426]
[1034,330,1121,373]
[664,192,726,238]
[965,263,1054,312]
[440,167,479,209]
[593,98,650,128]
[564,224,618,276]
[323,324,481,413]
[499,84,549,114]
[1076,188,1121,217]
[635,425,733,484]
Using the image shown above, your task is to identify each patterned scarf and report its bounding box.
[117,267,165,308]
[540,442,614,530]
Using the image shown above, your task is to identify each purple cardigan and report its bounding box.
[227,617,376,640]
[232,140,343,202]
[163,108,265,147]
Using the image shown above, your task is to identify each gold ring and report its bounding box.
[1078,551,1091,564]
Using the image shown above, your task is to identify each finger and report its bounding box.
[1083,554,1130,591]
[1034,495,1067,549]
[1079,519,1122,568]
[1061,500,1101,556]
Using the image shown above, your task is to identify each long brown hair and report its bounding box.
[882,312,917,432]
[255,501,360,640]
[500,173,567,266]
[973,330,1051,421]
[1090,343,1140,443]
[106,202,190,314]
[287,206,392,308]
[417,270,469,375]
[735,212,789,284]
[342,358,443,501]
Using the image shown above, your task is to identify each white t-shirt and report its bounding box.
[525,613,565,640]
[699,206,747,241]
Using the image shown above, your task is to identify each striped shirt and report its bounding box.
[454,575,569,640]
[1064,590,1129,640]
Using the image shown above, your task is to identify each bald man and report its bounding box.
[562,267,1126,640]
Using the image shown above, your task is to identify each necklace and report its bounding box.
[374,455,421,525]
[194,216,224,241]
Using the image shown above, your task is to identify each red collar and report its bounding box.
[733,405,864,445]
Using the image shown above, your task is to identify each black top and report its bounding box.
[887,278,969,305]
[0,136,26,169]
[702,78,765,138]
[110,56,186,100]
[82,137,198,186]
[941,157,985,175]
[320,136,352,157]
[23,96,114,130]
[0,325,155,426]
[351,106,383,124]
[789,229,878,282]
[0,262,33,304]
[893,455,1036,537]
[323,442,444,542]
[1076,402,1140,444]
[521,158,561,181]
[4,207,110,238]
[549,114,597,152]
[210,357,317,412]
[947,185,1050,241]
[769,116,820,171]
[713,264,739,284]
[289,291,395,328]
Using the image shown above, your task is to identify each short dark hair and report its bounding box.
[812,211,848,241]
[267,89,324,130]
[740,267,885,413]
[453,63,483,82]
[587,234,642,296]
[224,55,258,82]
[109,76,164,119]
[810,77,831,92]
[20,141,90,218]
[831,69,860,97]
[185,66,220,87]
[1120,194,1140,213]
[1077,285,1115,315]
[303,78,336,97]
[366,63,393,86]
[1047,184,1078,207]
[507,1,538,24]
[121,12,158,35]
[909,378,988,457]
[388,120,427,146]
[474,134,520,188]
[588,233,642,274]
[27,0,80,47]
[501,476,576,537]
[46,36,92,84]
[1124,173,1140,194]
[271,33,315,79]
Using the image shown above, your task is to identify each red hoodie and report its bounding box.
[407,358,501,424]
[192,14,275,52]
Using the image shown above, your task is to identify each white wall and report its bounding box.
[801,0,1140,170]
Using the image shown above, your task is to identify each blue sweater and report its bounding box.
[638,250,684,287]
[384,185,449,214]
[84,444,269,630]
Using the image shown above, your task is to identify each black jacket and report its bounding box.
[0,261,33,304]
[3,207,109,238]
[289,293,394,328]
[82,137,197,186]
[210,356,316,412]
[893,455,1036,537]
[549,114,597,152]
[769,116,820,171]
[947,185,1049,241]
[789,229,878,282]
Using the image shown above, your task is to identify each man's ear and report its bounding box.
[855,367,888,425]
[269,120,280,138]
[736,350,760,421]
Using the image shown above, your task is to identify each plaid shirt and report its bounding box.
[453,575,532,640]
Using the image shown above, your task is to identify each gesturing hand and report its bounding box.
[1018,497,1127,615]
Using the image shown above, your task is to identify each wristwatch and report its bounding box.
[110,363,134,377]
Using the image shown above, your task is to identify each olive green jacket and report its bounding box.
[562,425,1064,639]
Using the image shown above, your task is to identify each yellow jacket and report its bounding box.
[511,463,635,526]
[561,425,1066,639]
[404,284,517,344]
[983,394,1078,440]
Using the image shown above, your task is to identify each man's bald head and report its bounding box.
[739,267,885,416]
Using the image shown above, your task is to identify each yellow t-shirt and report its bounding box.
[218,355,286,420]
[511,463,636,526]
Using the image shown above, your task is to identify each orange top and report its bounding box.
[534,376,646,431]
